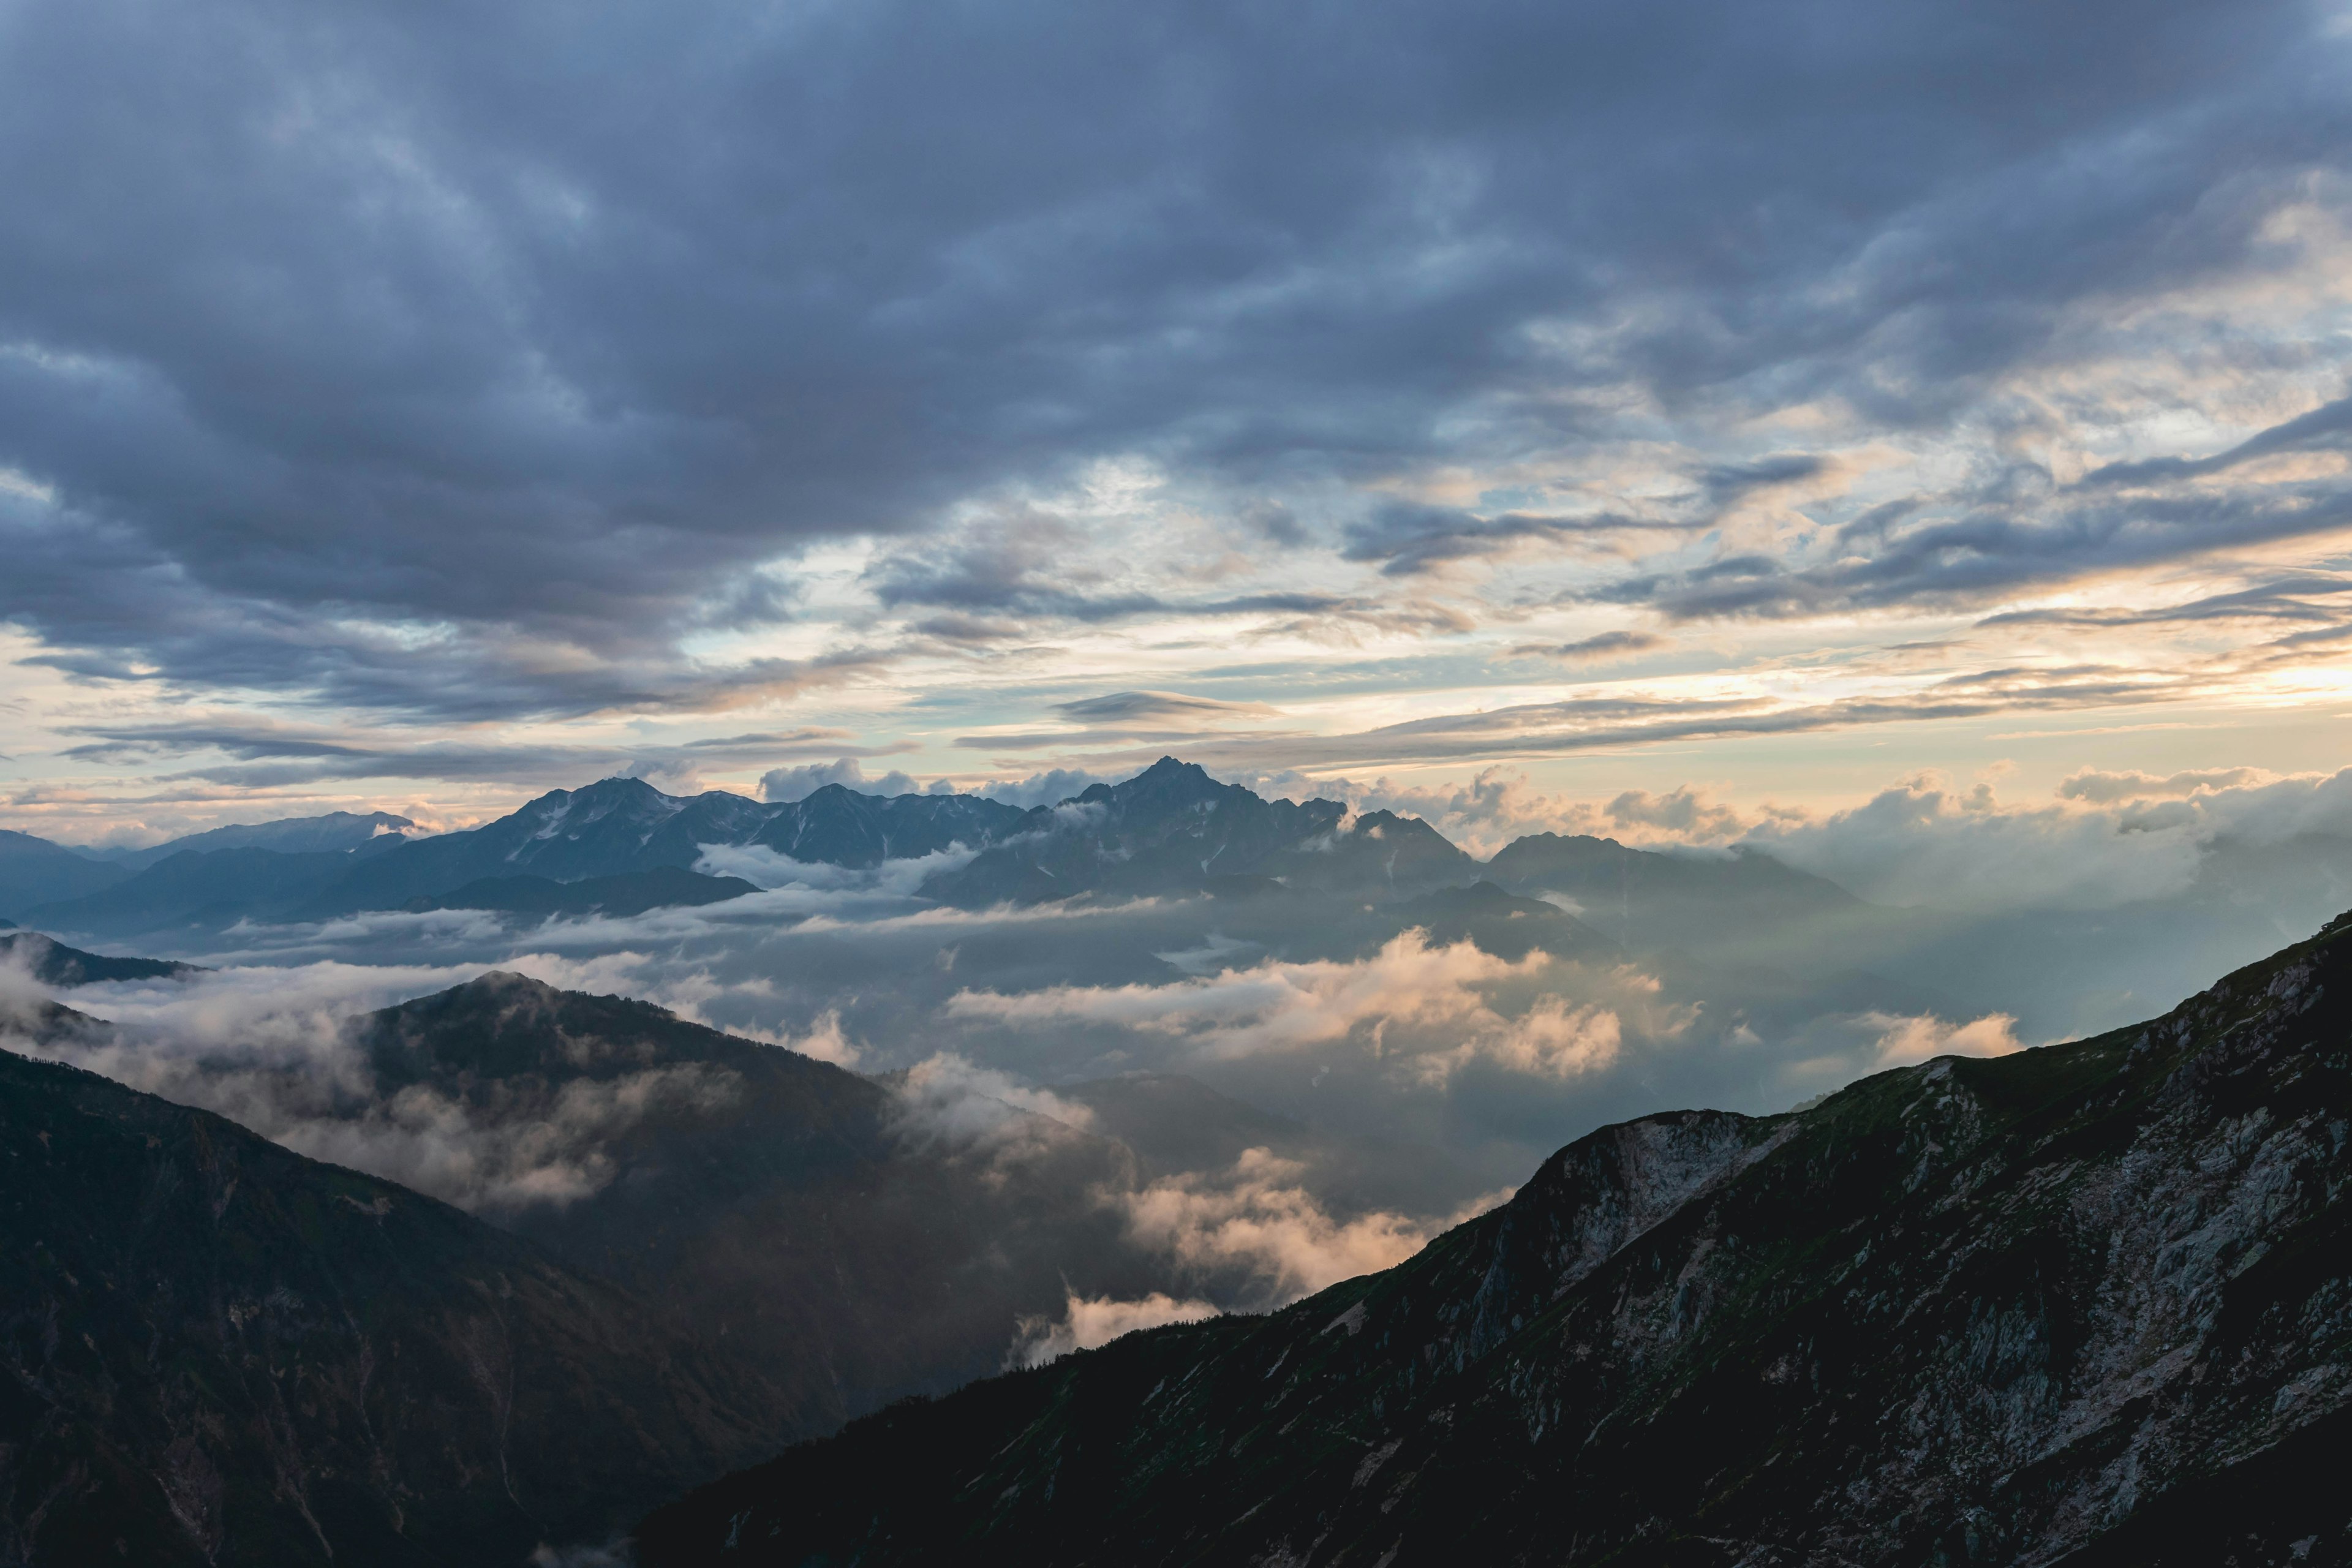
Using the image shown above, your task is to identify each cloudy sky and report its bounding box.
[5,0,2351,844]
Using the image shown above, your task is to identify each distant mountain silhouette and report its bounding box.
[0,929,200,984]
[21,846,382,938]
[1482,831,1865,952]
[0,828,133,918]
[10,763,1896,963]
[80,810,416,871]
[300,777,1031,917]
[921,757,1476,906]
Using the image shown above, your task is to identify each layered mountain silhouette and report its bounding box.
[0,929,199,984]
[7,764,1885,966]
[1482,830,1866,952]
[300,778,1030,918]
[0,1019,772,1567]
[918,758,1476,906]
[638,910,2352,1567]
[76,810,417,872]
[0,829,133,916]
[18,846,401,939]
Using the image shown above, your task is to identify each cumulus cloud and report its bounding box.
[2057,766,2274,803]
[1235,766,1762,859]
[1118,1148,1437,1306]
[975,769,1118,809]
[1276,761,2352,914]
[1008,1290,1223,1369]
[1747,767,2352,912]
[1414,995,1621,1087]
[1864,1011,2024,1068]
[889,1052,1098,1154]
[0,958,753,1212]
[946,932,1631,1085]
[687,842,978,899]
[1601,786,1749,842]
[760,758,923,802]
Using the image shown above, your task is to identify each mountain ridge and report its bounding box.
[0,1022,775,1567]
[635,909,2352,1567]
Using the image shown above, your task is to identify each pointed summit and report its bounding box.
[921,756,1473,906]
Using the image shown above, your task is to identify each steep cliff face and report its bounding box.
[639,912,2352,1567]
[0,1039,773,1567]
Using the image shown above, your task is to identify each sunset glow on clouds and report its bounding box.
[1,0,2348,843]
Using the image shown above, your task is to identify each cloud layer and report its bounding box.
[0,0,2347,843]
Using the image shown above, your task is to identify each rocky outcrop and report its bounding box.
[638,911,2352,1567]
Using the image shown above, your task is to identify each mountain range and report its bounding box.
[0,761,1860,955]
[638,909,2352,1567]
[13,756,2352,1056]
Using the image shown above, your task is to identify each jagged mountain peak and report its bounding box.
[1093,755,1238,812]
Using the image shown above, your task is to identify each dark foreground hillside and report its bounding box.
[0,1025,773,1567]
[640,912,2352,1567]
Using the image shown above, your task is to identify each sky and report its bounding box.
[4,0,2352,847]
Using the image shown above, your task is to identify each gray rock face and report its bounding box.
[638,911,2352,1567]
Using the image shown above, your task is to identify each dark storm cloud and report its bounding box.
[0,0,2344,715]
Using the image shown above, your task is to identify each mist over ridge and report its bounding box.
[3,1,2350,1559]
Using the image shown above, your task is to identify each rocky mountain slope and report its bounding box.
[638,910,2352,1567]
[0,1027,773,1567]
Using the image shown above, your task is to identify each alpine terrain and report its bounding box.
[639,910,2352,1567]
